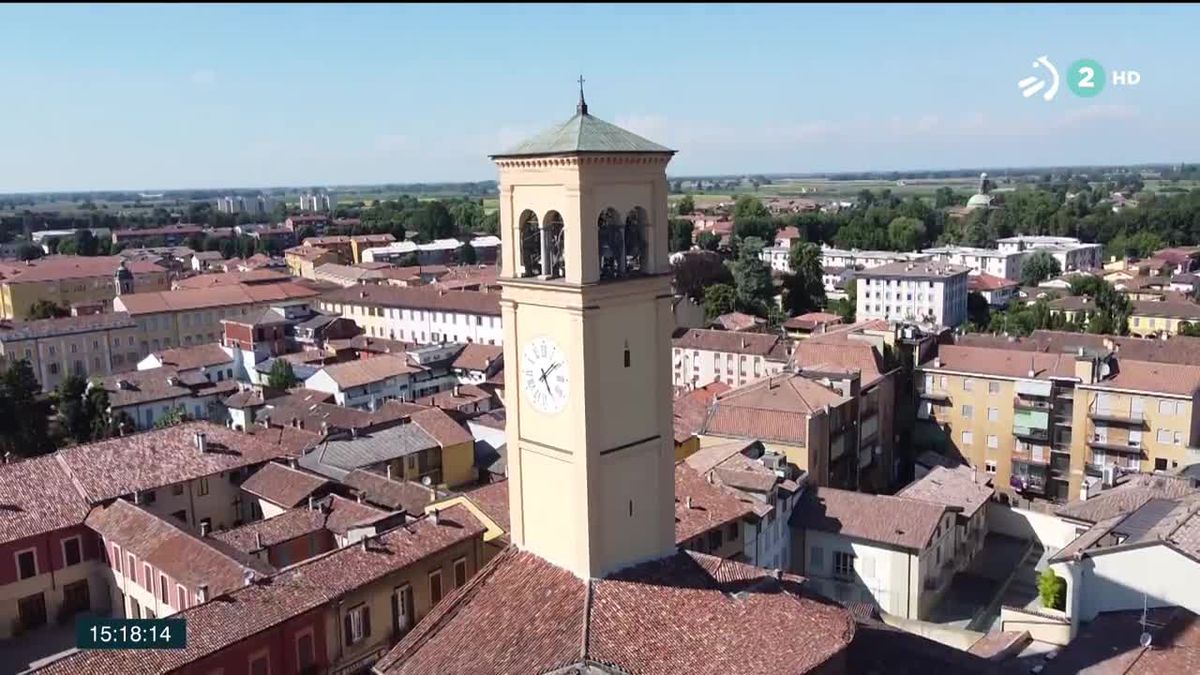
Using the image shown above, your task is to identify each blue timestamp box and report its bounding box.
[76,617,187,650]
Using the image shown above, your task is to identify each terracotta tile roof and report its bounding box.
[1094,358,1200,397]
[791,487,951,551]
[239,461,330,508]
[86,499,269,594]
[312,353,422,389]
[416,383,491,407]
[672,328,792,360]
[0,255,165,284]
[674,465,754,543]
[321,494,393,535]
[1055,473,1199,524]
[39,507,487,675]
[451,343,503,372]
[1131,299,1200,320]
[375,547,855,675]
[222,389,265,409]
[283,245,334,262]
[100,367,239,407]
[0,454,89,544]
[783,312,844,331]
[957,330,1200,367]
[410,407,474,447]
[702,374,848,446]
[322,284,501,316]
[683,439,759,475]
[147,343,234,371]
[969,272,1018,291]
[672,382,730,443]
[462,480,509,539]
[896,465,993,520]
[0,313,137,343]
[342,469,436,513]
[858,260,970,279]
[966,630,1030,660]
[262,400,376,433]
[115,281,319,315]
[791,339,885,386]
[54,422,296,502]
[1037,607,1200,675]
[925,344,1079,380]
[172,269,291,289]
[712,311,763,332]
[240,424,322,455]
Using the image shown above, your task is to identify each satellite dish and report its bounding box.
[421,476,433,487]
[1140,632,1153,648]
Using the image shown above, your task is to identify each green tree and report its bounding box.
[1037,568,1066,610]
[675,194,695,216]
[668,219,695,253]
[16,243,43,261]
[28,299,69,320]
[702,283,738,321]
[54,374,91,443]
[733,195,769,221]
[672,250,733,302]
[458,241,478,265]
[397,252,420,267]
[0,360,53,458]
[480,210,501,236]
[296,226,316,242]
[730,237,774,316]
[411,201,456,241]
[449,200,484,235]
[85,386,113,441]
[1020,250,1063,286]
[887,216,926,252]
[827,280,857,323]
[267,359,299,390]
[967,291,991,329]
[782,242,826,316]
[696,231,721,252]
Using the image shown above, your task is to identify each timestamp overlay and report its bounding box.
[77,617,187,650]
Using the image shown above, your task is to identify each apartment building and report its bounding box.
[301,234,395,265]
[0,314,140,391]
[969,273,1020,308]
[284,244,339,279]
[670,328,791,389]
[0,256,169,320]
[361,236,502,266]
[819,244,931,270]
[996,235,1104,272]
[111,225,208,248]
[922,245,1027,280]
[916,340,1200,503]
[37,506,486,675]
[791,487,960,620]
[1128,300,1200,337]
[856,260,971,328]
[319,285,502,346]
[113,282,321,355]
[304,354,427,410]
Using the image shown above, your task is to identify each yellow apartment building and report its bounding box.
[284,245,338,279]
[1128,300,1200,337]
[916,342,1200,503]
[0,313,141,391]
[0,256,169,320]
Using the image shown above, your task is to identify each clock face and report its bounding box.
[521,336,570,414]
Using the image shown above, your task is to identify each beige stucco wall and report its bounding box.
[0,561,109,639]
[0,324,140,392]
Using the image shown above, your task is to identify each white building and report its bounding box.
[303,354,423,410]
[996,235,1103,273]
[318,285,503,346]
[921,245,1027,281]
[819,245,931,270]
[298,192,336,213]
[671,328,792,390]
[360,236,501,266]
[792,487,960,619]
[856,261,970,328]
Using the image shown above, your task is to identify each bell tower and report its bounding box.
[493,88,677,578]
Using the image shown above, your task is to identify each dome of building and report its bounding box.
[966,193,994,208]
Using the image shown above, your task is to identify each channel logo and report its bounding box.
[1018,56,1060,102]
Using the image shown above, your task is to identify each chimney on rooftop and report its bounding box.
[199,520,210,537]
[453,385,461,397]
[254,532,262,550]
[242,570,255,587]
[194,431,208,453]
[386,465,393,480]
[972,465,978,484]
[686,496,694,509]
[432,509,440,525]
[197,584,209,603]
[308,495,315,511]
[357,492,365,504]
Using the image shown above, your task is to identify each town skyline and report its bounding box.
[1,4,1195,192]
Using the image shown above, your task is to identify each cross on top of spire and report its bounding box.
[577,75,588,116]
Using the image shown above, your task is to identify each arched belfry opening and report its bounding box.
[598,207,624,280]
[519,209,541,278]
[543,211,565,279]
[624,207,648,275]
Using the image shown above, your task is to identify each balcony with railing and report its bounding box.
[1013,408,1050,442]
[1088,402,1147,426]
[1086,427,1146,456]
[1009,468,1047,494]
[1013,442,1051,467]
[1014,396,1052,413]
[1050,453,1072,480]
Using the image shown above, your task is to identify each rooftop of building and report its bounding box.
[0,453,89,545]
[55,422,298,503]
[0,312,137,343]
[672,382,730,444]
[1033,607,1200,675]
[896,465,994,521]
[856,260,971,279]
[374,546,854,675]
[172,269,291,290]
[783,312,845,332]
[490,101,674,157]
[308,353,422,389]
[710,311,764,332]
[341,469,438,514]
[321,284,501,316]
[702,373,850,447]
[0,255,164,283]
[969,273,1019,291]
[39,507,486,675]
[100,367,240,407]
[1055,473,1199,525]
[143,343,234,371]
[451,342,503,372]
[115,281,319,315]
[791,487,952,551]
[671,327,792,360]
[674,464,756,544]
[239,460,331,508]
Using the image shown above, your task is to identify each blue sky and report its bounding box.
[1,3,1196,192]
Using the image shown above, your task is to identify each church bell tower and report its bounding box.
[493,84,678,578]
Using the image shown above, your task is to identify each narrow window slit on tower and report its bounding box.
[629,500,633,517]
[623,342,631,368]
